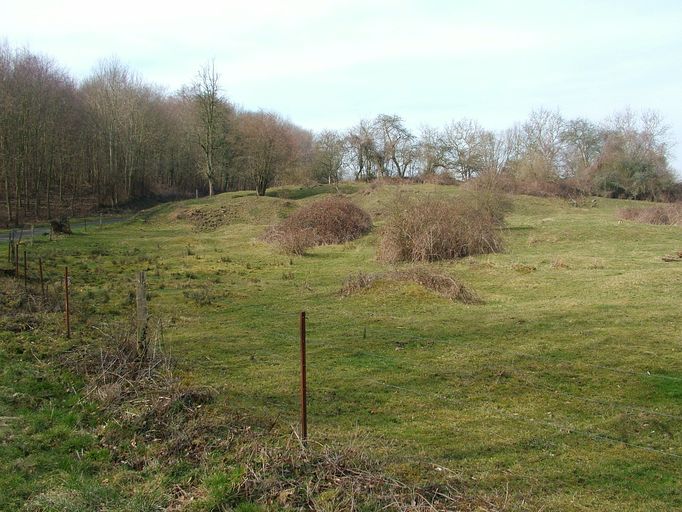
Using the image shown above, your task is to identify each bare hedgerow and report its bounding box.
[378,190,507,263]
[264,196,372,255]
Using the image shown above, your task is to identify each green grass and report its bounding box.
[2,183,681,510]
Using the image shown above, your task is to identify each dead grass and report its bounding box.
[0,275,65,332]
[618,204,682,225]
[265,196,372,255]
[511,263,537,274]
[227,434,503,511]
[341,268,481,304]
[661,251,682,262]
[550,256,569,269]
[377,192,505,263]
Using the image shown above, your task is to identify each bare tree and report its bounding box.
[560,118,602,178]
[416,126,448,176]
[372,114,416,178]
[345,120,377,181]
[189,61,231,196]
[589,109,674,200]
[520,108,565,174]
[235,111,295,196]
[442,119,490,180]
[313,130,345,185]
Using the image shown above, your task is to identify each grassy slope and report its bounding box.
[2,183,681,510]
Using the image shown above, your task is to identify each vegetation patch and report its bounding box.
[618,204,682,225]
[377,190,507,263]
[174,196,295,231]
[661,251,682,262]
[264,196,372,254]
[341,268,481,304]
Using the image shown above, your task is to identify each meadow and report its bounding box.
[1,183,681,511]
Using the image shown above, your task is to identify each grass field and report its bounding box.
[2,183,681,511]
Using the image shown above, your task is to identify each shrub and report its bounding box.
[377,191,506,263]
[265,196,372,254]
[463,172,513,225]
[618,204,682,225]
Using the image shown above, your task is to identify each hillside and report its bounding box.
[1,184,681,511]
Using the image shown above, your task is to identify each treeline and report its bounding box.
[0,42,677,225]
[0,44,314,225]
[326,109,677,200]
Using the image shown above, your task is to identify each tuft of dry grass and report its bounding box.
[618,204,682,225]
[64,320,174,406]
[340,271,379,296]
[550,256,569,269]
[661,251,682,262]
[511,263,537,274]
[265,196,372,255]
[377,191,506,263]
[341,268,481,304]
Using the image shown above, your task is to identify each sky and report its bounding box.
[2,0,682,170]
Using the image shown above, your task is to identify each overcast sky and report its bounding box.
[3,0,682,170]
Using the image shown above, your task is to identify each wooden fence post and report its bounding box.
[39,258,45,301]
[23,248,27,290]
[64,266,71,338]
[136,271,148,357]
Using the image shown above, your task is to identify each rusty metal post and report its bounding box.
[39,258,45,301]
[299,311,307,444]
[64,266,71,338]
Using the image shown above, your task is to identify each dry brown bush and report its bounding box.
[419,172,460,185]
[63,320,175,407]
[618,204,682,225]
[463,172,514,225]
[340,271,378,296]
[341,268,481,304]
[265,196,372,254]
[378,191,506,263]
